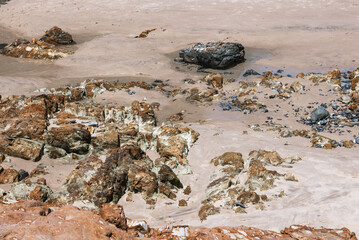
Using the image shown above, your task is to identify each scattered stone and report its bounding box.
[135,28,157,38]
[183,186,191,195]
[203,73,224,88]
[243,69,260,77]
[178,199,188,207]
[310,107,330,122]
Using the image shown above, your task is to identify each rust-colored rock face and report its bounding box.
[0,200,357,240]
[0,138,44,161]
[46,124,91,154]
[0,200,133,240]
[40,26,75,45]
[100,203,128,230]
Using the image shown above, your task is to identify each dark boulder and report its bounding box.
[179,41,245,69]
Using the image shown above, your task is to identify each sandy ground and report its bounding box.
[0,0,359,235]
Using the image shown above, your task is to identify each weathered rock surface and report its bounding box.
[0,200,357,240]
[0,138,44,161]
[0,200,133,240]
[179,41,245,69]
[0,168,19,184]
[46,124,91,154]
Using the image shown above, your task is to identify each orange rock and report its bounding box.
[100,203,128,230]
[0,168,19,184]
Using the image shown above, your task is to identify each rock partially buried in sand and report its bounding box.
[0,38,74,60]
[40,26,75,45]
[0,26,75,60]
[311,107,330,122]
[179,41,245,69]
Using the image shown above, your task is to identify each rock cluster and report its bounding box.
[199,150,300,221]
[178,41,245,69]
[0,26,74,59]
[0,79,199,206]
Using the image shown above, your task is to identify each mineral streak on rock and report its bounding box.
[179,41,245,69]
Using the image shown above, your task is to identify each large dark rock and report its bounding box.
[179,41,245,69]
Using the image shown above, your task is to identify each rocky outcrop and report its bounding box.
[200,150,300,220]
[179,41,245,69]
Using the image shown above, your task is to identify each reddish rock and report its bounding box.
[0,168,19,184]
[282,225,357,240]
[203,73,224,89]
[100,203,128,230]
[158,183,177,199]
[237,191,260,204]
[0,200,133,240]
[0,119,47,140]
[0,138,44,161]
[210,152,244,175]
[46,124,91,154]
[179,199,188,207]
[184,185,192,195]
[127,165,158,198]
[30,185,49,202]
[248,149,284,166]
[198,203,220,221]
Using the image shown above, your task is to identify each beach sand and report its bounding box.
[0,0,358,235]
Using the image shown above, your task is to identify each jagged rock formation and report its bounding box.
[0,79,199,206]
[178,41,245,69]
[199,150,300,221]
